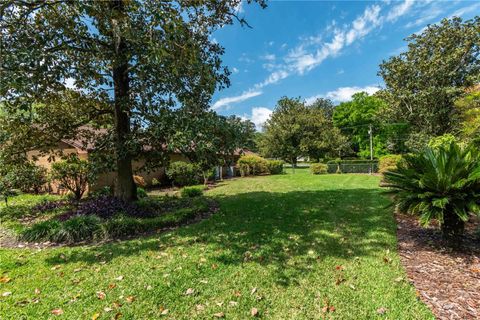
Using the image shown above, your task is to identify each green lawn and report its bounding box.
[0,170,433,319]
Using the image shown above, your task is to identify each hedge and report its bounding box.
[326,161,378,173]
[378,155,403,174]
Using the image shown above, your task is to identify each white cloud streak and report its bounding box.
[386,0,414,22]
[305,85,381,104]
[212,90,262,110]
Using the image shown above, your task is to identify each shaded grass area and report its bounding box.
[0,171,433,319]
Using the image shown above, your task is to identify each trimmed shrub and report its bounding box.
[378,155,403,174]
[310,163,328,174]
[51,155,93,200]
[133,175,146,188]
[237,155,269,177]
[181,186,204,198]
[137,187,148,199]
[166,161,200,186]
[267,160,284,174]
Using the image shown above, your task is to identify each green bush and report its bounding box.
[54,215,102,243]
[428,133,458,150]
[10,162,47,194]
[267,160,284,174]
[181,186,204,198]
[21,220,61,242]
[89,186,112,198]
[51,155,94,200]
[166,161,200,186]
[310,163,328,174]
[237,155,269,177]
[379,155,403,174]
[384,142,480,244]
[137,187,148,198]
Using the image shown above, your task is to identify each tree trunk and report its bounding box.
[442,212,465,247]
[111,0,136,202]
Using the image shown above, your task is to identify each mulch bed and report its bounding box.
[396,214,480,319]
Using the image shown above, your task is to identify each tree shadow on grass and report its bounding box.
[44,188,395,286]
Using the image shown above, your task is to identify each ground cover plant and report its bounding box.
[0,171,432,319]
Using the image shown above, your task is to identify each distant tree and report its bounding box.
[260,97,305,166]
[378,17,480,149]
[261,97,348,165]
[302,98,350,160]
[0,0,266,201]
[333,92,394,158]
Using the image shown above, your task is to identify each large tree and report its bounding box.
[378,16,480,150]
[261,97,347,164]
[0,0,265,201]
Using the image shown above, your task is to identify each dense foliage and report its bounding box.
[0,0,265,201]
[181,186,204,198]
[384,142,480,243]
[166,161,201,187]
[378,155,403,175]
[378,17,480,150]
[310,163,328,175]
[50,155,94,200]
[237,155,269,176]
[266,160,284,175]
[261,97,348,165]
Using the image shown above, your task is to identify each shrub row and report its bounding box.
[310,163,328,174]
[378,154,403,174]
[237,155,284,176]
[21,197,210,243]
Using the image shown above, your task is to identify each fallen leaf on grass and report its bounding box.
[73,268,82,273]
[160,308,169,315]
[51,308,63,315]
[92,312,100,320]
[114,312,122,319]
[234,290,242,297]
[34,288,41,295]
[394,276,404,283]
[51,265,61,270]
[115,276,124,281]
[2,292,12,297]
[104,307,113,312]
[335,265,344,271]
[229,301,238,307]
[96,291,106,300]
[125,296,135,303]
[250,287,257,295]
[251,307,259,317]
[377,307,387,315]
[0,276,11,283]
[108,283,117,289]
[185,288,195,295]
[213,312,225,318]
[196,304,205,311]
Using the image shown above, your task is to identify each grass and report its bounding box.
[0,170,433,319]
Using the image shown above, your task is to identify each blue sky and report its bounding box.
[210,0,480,129]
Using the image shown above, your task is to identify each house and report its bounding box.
[27,128,253,194]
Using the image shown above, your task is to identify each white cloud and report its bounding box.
[231,67,239,74]
[255,70,289,89]
[212,90,262,110]
[404,7,442,28]
[346,5,382,45]
[261,53,276,61]
[450,2,480,18]
[248,107,273,130]
[325,85,381,102]
[386,0,414,22]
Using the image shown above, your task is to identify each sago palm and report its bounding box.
[384,142,480,243]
